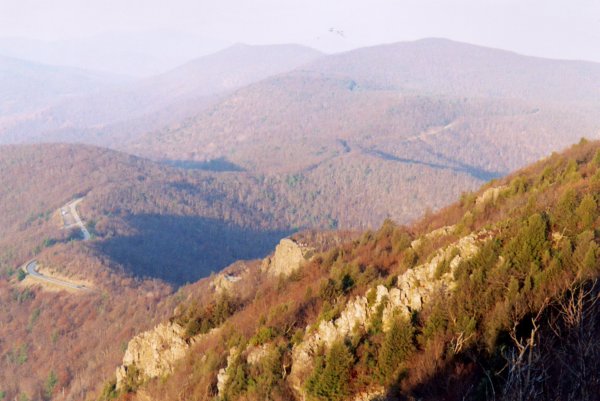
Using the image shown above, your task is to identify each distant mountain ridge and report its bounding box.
[0,31,232,77]
[132,38,600,168]
[0,43,323,145]
[2,38,600,232]
[119,39,600,231]
[304,38,600,104]
[0,54,127,114]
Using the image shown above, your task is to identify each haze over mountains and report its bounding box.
[0,31,231,77]
[0,54,127,115]
[1,38,600,231]
[0,44,322,146]
[139,38,600,169]
[2,34,600,401]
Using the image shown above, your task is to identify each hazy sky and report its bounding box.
[1,0,599,61]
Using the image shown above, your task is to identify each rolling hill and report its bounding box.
[0,143,479,284]
[0,44,323,145]
[5,39,599,234]
[0,143,286,284]
[134,39,600,174]
[0,54,126,115]
[2,38,600,401]
[118,39,600,236]
[0,31,231,77]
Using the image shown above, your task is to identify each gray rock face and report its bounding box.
[115,322,193,390]
[217,347,240,397]
[261,238,314,277]
[410,225,456,249]
[475,185,508,209]
[246,344,271,365]
[288,229,491,397]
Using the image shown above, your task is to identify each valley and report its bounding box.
[0,35,599,401]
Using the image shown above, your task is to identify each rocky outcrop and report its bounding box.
[211,262,247,294]
[217,347,240,396]
[352,387,387,401]
[216,344,273,398]
[476,185,508,209]
[211,273,242,294]
[261,238,314,277]
[410,225,456,249]
[115,322,195,390]
[288,229,491,396]
[246,344,271,365]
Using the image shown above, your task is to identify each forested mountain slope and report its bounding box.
[110,139,600,401]
[0,143,289,284]
[135,38,600,173]
[4,39,600,233]
[0,143,478,285]
[0,140,477,400]
[127,39,600,234]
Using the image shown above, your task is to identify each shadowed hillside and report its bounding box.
[0,143,480,285]
[111,138,600,401]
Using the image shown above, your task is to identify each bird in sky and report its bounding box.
[328,27,346,38]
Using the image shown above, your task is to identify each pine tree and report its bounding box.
[510,213,549,270]
[582,242,599,277]
[306,341,354,401]
[377,317,415,383]
[44,370,58,399]
[576,194,597,230]
[556,189,578,231]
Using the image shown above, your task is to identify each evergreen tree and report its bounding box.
[576,194,597,230]
[556,189,578,231]
[510,213,549,269]
[377,317,415,383]
[593,149,600,166]
[306,341,354,401]
[582,242,599,276]
[44,370,58,399]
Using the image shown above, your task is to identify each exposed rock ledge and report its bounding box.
[261,238,314,277]
[476,185,508,209]
[115,238,312,392]
[288,229,491,397]
[116,322,196,390]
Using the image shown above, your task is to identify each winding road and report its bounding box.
[22,197,91,291]
[61,198,91,240]
[23,260,88,291]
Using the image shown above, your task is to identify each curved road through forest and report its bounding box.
[22,198,91,291]
[24,260,88,290]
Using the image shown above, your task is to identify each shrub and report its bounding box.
[250,326,275,346]
[121,364,143,393]
[247,346,284,399]
[97,380,117,400]
[17,269,26,282]
[44,370,58,399]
